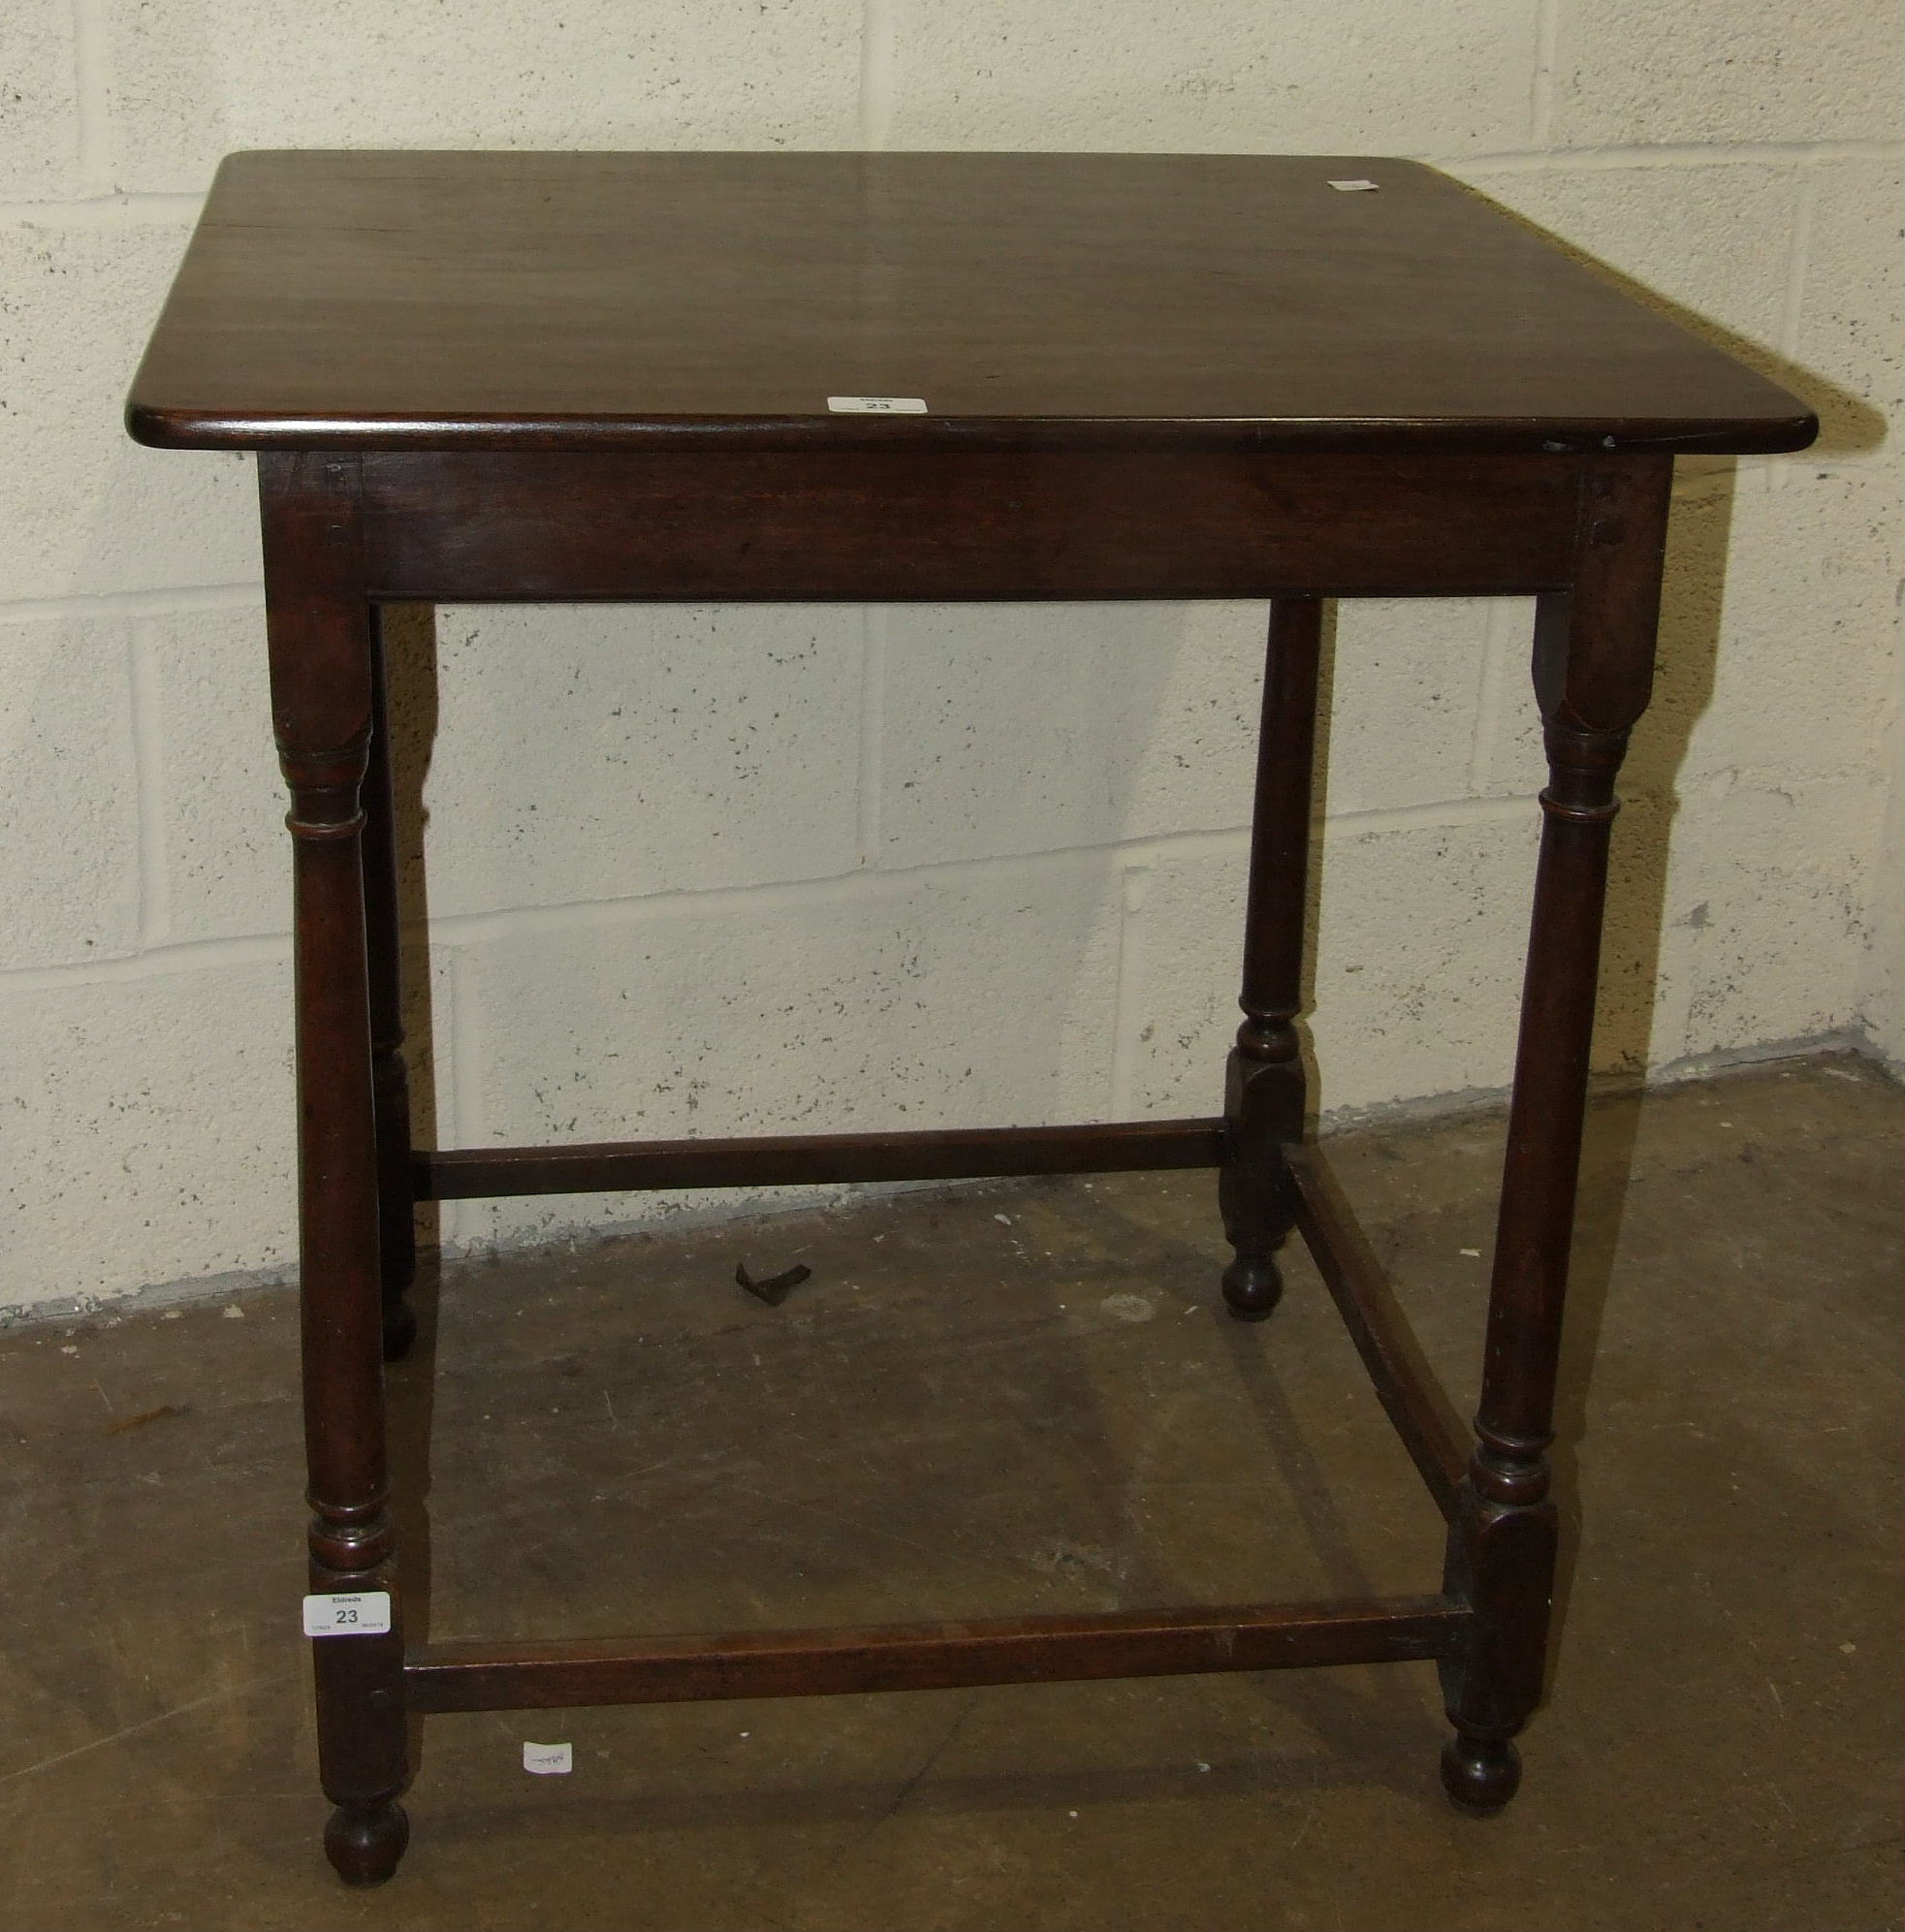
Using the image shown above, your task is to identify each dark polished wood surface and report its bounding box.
[127,149,1812,456]
[128,149,1817,1881]
[418,1117,1227,1201]
[404,1599,1468,1714]
[357,449,1583,600]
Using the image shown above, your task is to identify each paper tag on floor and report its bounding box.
[1327,178,1381,192]
[302,1591,392,1636]
[827,395,928,413]
[524,1741,573,1775]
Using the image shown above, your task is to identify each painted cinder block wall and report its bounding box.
[2,2,1900,1314]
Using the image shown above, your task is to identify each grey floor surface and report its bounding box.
[0,1055,1898,1931]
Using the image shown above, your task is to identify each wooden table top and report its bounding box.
[126,149,1814,458]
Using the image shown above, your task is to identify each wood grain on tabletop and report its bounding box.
[127,149,1814,454]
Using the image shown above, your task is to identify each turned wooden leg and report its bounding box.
[1220,596,1322,1320]
[265,455,411,1884]
[363,611,418,1363]
[1441,457,1671,1814]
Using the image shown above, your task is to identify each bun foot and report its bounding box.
[1222,1252,1283,1322]
[381,1300,418,1363]
[325,1800,410,1885]
[1440,1731,1521,1817]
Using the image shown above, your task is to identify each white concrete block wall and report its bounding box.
[1,1,1899,1314]
[455,861,1123,1247]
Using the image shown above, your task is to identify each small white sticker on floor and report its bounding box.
[524,1741,573,1775]
[1328,178,1380,192]
[827,395,928,413]
[302,1591,393,1636]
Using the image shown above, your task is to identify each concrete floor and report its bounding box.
[0,1055,1898,1931]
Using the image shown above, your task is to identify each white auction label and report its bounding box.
[524,1741,574,1775]
[827,396,928,414]
[302,1590,393,1636]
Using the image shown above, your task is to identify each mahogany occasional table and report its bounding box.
[126,150,1815,1884]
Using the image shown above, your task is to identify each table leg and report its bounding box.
[363,611,418,1362]
[263,456,411,1884]
[1439,457,1671,1812]
[1219,596,1322,1320]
